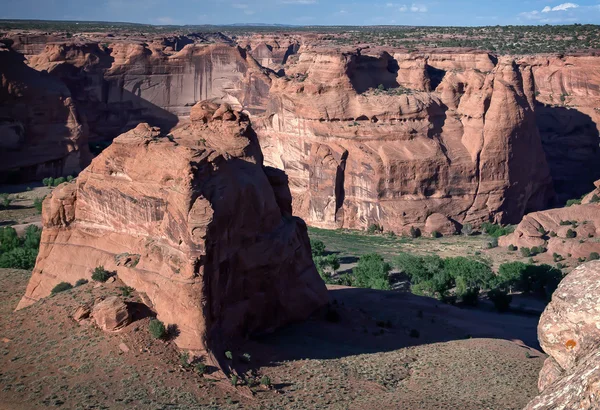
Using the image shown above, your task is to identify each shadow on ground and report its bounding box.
[243,286,541,364]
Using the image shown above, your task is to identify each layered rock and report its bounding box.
[26,41,271,143]
[17,102,328,352]
[499,202,600,259]
[256,49,554,232]
[525,261,600,409]
[0,41,91,182]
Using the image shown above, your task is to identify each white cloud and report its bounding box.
[542,3,579,13]
[410,3,427,12]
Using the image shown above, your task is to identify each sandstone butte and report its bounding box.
[3,33,600,232]
[525,260,600,409]
[16,102,329,356]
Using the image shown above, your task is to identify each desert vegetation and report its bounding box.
[0,225,40,270]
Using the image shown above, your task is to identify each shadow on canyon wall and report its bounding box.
[536,103,600,203]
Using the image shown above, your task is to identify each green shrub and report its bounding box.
[409,226,421,238]
[75,278,88,287]
[444,257,494,289]
[33,196,45,213]
[352,253,392,290]
[53,177,66,186]
[566,229,577,239]
[367,224,383,234]
[149,319,167,339]
[560,220,572,226]
[487,237,499,249]
[488,289,512,312]
[591,194,600,203]
[240,353,251,363]
[42,177,54,187]
[194,362,206,375]
[508,244,517,251]
[537,226,547,235]
[0,193,11,209]
[23,225,41,249]
[549,231,557,237]
[261,375,271,387]
[431,231,442,238]
[51,282,73,294]
[225,351,233,360]
[310,239,326,257]
[462,223,474,236]
[481,222,514,238]
[314,254,340,283]
[0,247,38,270]
[180,352,191,369]
[120,286,134,297]
[91,266,111,282]
[566,198,581,207]
[520,247,532,257]
[0,226,19,253]
[589,252,600,261]
[231,375,238,386]
[66,175,75,182]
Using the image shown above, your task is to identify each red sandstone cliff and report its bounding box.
[17,102,328,353]
[256,48,554,232]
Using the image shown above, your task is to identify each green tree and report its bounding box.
[352,253,391,290]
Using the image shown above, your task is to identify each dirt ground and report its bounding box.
[0,269,544,410]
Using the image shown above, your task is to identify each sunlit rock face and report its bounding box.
[17,102,329,353]
[255,49,554,233]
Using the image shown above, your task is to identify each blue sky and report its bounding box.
[2,0,600,26]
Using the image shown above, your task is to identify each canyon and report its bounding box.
[3,24,600,409]
[2,31,600,233]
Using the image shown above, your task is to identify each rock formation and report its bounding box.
[27,41,272,143]
[0,41,91,182]
[525,261,600,409]
[256,48,554,232]
[499,199,600,260]
[17,102,329,353]
[521,55,600,203]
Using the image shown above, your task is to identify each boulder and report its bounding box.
[17,103,328,353]
[526,261,600,408]
[92,297,131,332]
[424,213,457,236]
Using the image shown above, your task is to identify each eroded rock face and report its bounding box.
[499,203,600,259]
[0,42,91,181]
[526,261,600,409]
[17,103,328,352]
[256,49,554,232]
[27,41,271,144]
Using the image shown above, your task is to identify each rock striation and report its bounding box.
[525,261,600,409]
[17,102,328,352]
[256,48,554,232]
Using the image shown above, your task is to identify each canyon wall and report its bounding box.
[4,31,600,230]
[256,48,554,232]
[17,102,328,352]
[0,41,91,182]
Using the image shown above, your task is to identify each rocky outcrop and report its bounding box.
[17,102,328,353]
[26,41,272,144]
[525,261,600,409]
[499,202,600,260]
[256,49,554,232]
[0,42,91,182]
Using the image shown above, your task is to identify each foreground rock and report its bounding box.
[17,102,328,353]
[526,261,600,409]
